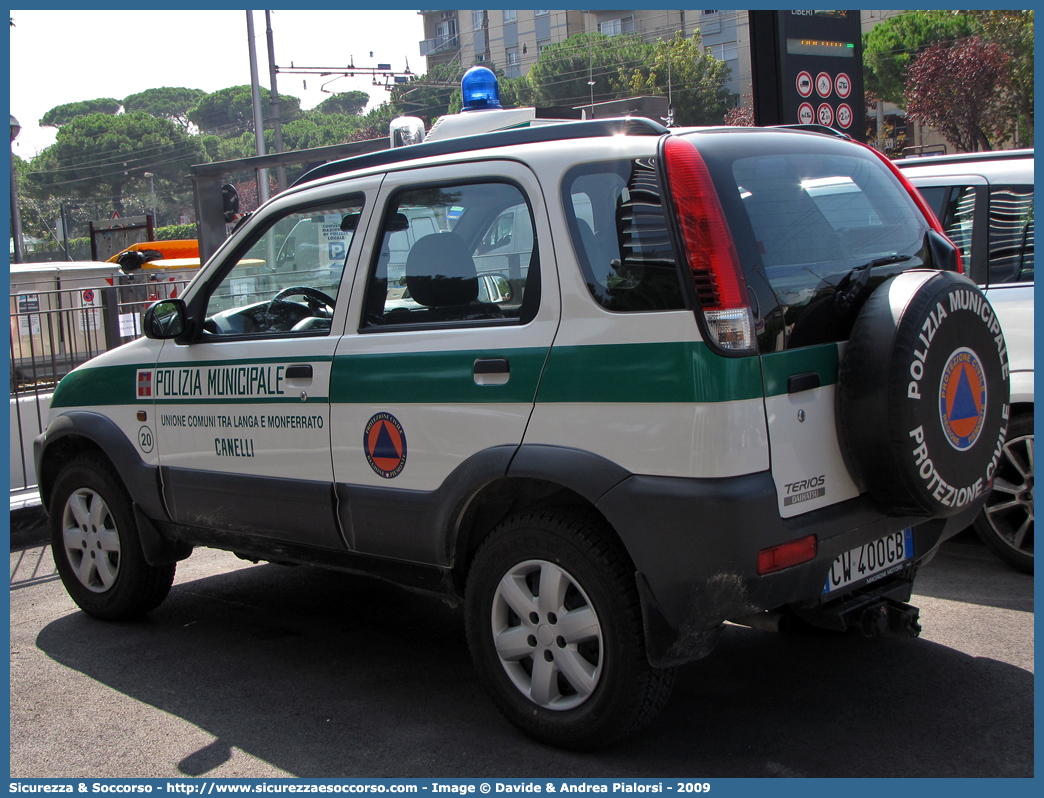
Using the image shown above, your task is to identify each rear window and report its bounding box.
[688,131,933,351]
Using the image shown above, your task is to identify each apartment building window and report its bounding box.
[507,48,520,66]
[504,10,516,23]
[472,10,483,30]
[535,9,549,15]
[537,39,551,54]
[598,17,634,36]
[706,42,739,62]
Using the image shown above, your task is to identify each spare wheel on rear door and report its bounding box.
[838,270,1011,517]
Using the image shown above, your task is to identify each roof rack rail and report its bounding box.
[772,123,852,140]
[293,116,669,187]
[897,148,1033,165]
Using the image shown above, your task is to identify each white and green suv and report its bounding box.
[35,120,1011,749]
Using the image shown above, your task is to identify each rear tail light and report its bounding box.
[859,143,964,274]
[757,535,818,575]
[663,136,756,352]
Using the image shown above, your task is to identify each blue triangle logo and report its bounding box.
[949,366,980,421]
[372,421,400,460]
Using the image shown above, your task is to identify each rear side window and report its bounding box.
[362,181,538,329]
[562,159,686,312]
[988,185,1033,284]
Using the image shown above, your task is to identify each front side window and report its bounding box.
[362,181,537,329]
[202,197,363,337]
[562,159,686,313]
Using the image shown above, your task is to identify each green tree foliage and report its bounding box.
[39,98,121,128]
[26,112,205,216]
[621,31,730,125]
[314,90,370,116]
[525,32,652,107]
[969,10,1033,146]
[123,87,207,129]
[862,11,976,105]
[391,62,467,124]
[188,85,302,135]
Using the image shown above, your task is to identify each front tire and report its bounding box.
[50,454,176,620]
[972,412,1034,573]
[465,508,675,749]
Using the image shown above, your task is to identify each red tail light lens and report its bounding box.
[663,136,756,352]
[757,535,818,575]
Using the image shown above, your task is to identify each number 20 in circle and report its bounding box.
[138,426,154,453]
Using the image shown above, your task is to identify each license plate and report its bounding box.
[822,528,914,596]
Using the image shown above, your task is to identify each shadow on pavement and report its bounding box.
[34,558,1033,778]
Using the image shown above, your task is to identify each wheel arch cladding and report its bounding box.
[838,270,1011,517]
[36,411,167,521]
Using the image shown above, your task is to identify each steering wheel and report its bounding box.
[266,286,336,316]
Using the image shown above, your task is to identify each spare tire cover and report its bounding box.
[838,270,1011,516]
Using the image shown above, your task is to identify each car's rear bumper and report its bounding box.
[596,471,978,667]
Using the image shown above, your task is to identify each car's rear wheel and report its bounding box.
[973,412,1033,573]
[50,454,176,619]
[465,508,675,749]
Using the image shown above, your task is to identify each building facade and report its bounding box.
[418,9,949,152]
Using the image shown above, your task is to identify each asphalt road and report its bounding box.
[9,514,1034,779]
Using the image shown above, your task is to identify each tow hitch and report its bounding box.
[855,598,921,638]
[789,579,922,637]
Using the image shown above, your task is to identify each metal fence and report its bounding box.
[10,274,194,496]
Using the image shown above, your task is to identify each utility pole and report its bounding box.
[265,10,287,192]
[246,11,270,206]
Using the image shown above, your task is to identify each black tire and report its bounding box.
[972,412,1033,573]
[49,454,176,620]
[464,508,675,749]
[838,270,1011,516]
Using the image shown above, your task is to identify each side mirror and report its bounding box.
[143,299,187,340]
[222,183,240,223]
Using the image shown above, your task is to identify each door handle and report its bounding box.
[286,364,313,380]
[474,358,510,386]
[474,358,509,375]
[787,372,820,394]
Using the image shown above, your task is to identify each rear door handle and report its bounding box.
[787,372,821,394]
[474,358,510,386]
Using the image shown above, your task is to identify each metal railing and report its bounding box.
[10,276,193,496]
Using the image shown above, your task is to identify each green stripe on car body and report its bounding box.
[760,344,841,398]
[51,356,335,408]
[52,341,835,410]
[536,341,764,404]
[329,348,549,404]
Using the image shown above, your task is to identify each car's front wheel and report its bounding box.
[973,412,1034,573]
[50,454,176,619]
[465,508,675,749]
